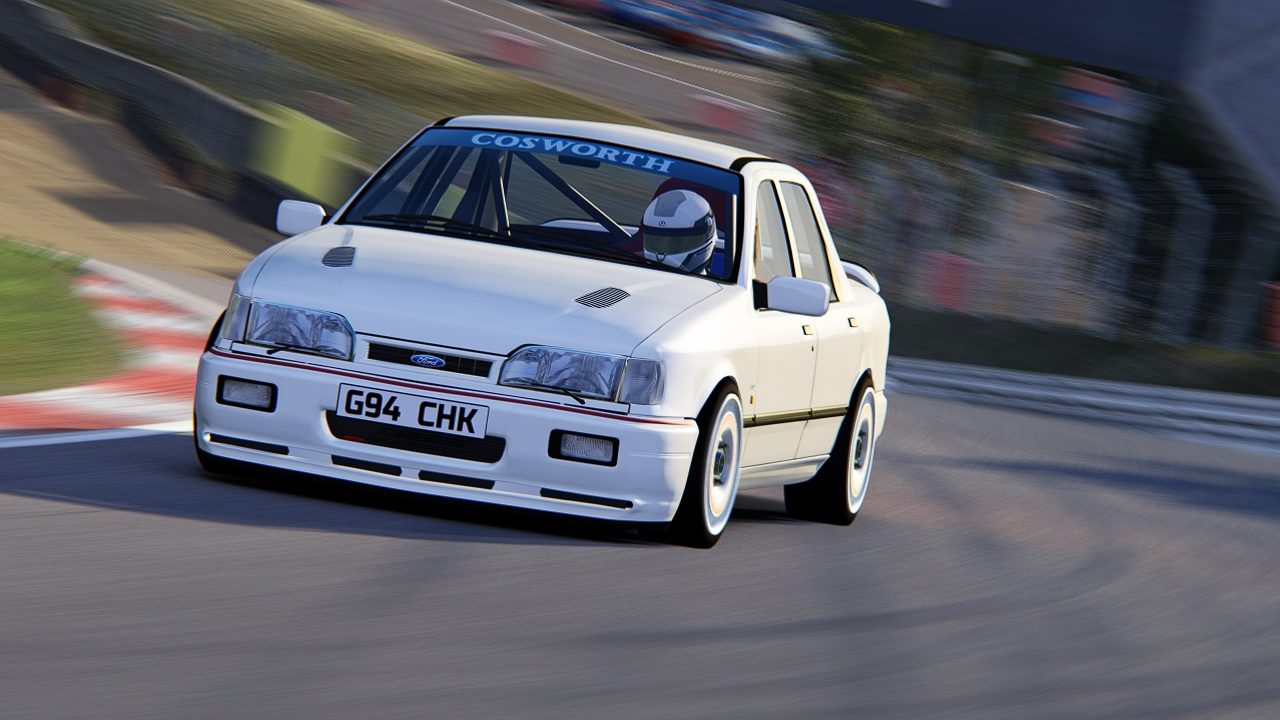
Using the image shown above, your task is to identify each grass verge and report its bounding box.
[890,304,1280,397]
[0,240,126,395]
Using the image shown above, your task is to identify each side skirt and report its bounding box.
[739,455,829,489]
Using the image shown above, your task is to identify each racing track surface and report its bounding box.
[4,393,1279,718]
[337,0,792,153]
[3,16,1280,716]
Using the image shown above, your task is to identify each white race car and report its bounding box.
[195,116,890,547]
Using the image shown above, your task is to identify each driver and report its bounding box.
[641,189,717,274]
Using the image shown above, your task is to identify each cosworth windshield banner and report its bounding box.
[411,129,738,192]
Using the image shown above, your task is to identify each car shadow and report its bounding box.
[730,489,802,524]
[0,432,667,547]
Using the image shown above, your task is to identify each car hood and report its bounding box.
[245,225,722,356]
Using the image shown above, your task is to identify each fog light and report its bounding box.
[551,431,618,466]
[217,376,277,412]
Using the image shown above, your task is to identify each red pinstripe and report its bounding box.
[206,347,694,426]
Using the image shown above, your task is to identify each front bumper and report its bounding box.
[195,349,700,522]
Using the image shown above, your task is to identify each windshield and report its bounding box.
[340,127,741,280]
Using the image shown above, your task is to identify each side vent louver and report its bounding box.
[575,287,630,308]
[322,246,356,267]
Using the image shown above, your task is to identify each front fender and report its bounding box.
[629,286,757,420]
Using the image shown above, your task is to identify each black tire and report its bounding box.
[195,445,244,476]
[659,383,744,548]
[785,383,877,526]
[192,412,248,477]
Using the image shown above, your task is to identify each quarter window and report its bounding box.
[780,182,837,300]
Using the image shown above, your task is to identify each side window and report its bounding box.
[754,181,794,283]
[780,182,837,300]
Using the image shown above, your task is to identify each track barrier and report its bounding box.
[485,30,547,71]
[690,94,751,136]
[1264,282,1280,349]
[924,251,979,313]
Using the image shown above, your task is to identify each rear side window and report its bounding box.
[780,182,836,300]
[754,182,793,283]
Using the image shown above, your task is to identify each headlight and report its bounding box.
[499,346,664,404]
[218,293,354,360]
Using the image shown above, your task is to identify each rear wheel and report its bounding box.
[661,386,743,548]
[785,384,877,525]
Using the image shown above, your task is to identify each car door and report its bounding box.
[775,179,864,459]
[743,179,819,467]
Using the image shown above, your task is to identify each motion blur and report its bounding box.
[2,0,1279,717]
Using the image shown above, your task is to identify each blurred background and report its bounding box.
[2,0,1276,399]
[3,2,1280,718]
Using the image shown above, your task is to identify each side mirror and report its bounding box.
[766,276,829,316]
[276,200,326,236]
[842,261,880,294]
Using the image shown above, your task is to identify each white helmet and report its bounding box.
[641,189,716,274]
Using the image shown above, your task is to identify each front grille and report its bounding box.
[367,343,493,377]
[326,412,506,463]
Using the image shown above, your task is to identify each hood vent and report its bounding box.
[322,246,356,267]
[575,287,630,308]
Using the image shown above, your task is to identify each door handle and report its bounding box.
[802,324,814,336]
[847,316,859,328]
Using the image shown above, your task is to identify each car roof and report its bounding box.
[439,115,772,170]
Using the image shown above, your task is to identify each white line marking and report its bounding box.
[0,420,191,450]
[79,259,224,320]
[436,0,787,117]
[75,281,150,300]
[142,350,202,370]
[100,310,210,333]
[504,1,786,87]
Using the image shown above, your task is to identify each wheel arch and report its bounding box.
[696,375,741,421]
[852,369,874,403]
[851,367,887,440]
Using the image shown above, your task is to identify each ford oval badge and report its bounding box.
[410,353,446,368]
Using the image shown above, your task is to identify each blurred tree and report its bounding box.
[782,17,937,162]
[781,15,1060,167]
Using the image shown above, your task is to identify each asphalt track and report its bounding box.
[340,0,792,153]
[4,7,1280,717]
[4,392,1280,718]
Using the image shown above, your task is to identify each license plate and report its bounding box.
[336,383,488,438]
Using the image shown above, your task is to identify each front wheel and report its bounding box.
[785,385,877,525]
[193,412,249,477]
[662,387,744,548]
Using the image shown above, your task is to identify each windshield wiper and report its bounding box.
[262,342,348,359]
[511,382,587,405]
[263,342,315,355]
[357,213,508,239]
